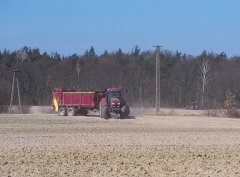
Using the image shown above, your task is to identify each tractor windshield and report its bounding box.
[108,91,122,99]
[107,91,122,103]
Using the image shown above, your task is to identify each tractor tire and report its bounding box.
[58,107,67,116]
[67,107,76,116]
[102,106,110,119]
[120,106,130,119]
[99,103,102,118]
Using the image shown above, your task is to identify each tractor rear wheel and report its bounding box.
[67,107,76,116]
[102,106,110,119]
[58,107,67,116]
[120,106,130,119]
[99,103,103,118]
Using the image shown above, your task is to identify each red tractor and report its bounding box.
[52,88,130,119]
[99,88,130,119]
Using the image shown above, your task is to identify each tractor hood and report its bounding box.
[111,98,121,104]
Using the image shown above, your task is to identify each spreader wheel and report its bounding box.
[58,107,67,116]
[67,107,77,116]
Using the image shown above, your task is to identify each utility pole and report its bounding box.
[153,45,161,114]
[9,70,22,113]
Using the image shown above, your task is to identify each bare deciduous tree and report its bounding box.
[75,61,81,89]
[199,58,211,108]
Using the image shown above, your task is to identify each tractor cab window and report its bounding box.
[107,91,122,103]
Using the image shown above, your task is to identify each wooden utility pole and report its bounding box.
[9,70,22,113]
[153,45,161,114]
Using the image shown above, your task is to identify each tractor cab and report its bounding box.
[100,88,129,119]
[106,88,123,105]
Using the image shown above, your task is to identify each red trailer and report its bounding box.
[52,88,129,119]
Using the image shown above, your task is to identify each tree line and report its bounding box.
[1,46,240,109]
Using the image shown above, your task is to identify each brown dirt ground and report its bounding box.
[0,112,240,177]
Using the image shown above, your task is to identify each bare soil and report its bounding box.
[0,112,240,177]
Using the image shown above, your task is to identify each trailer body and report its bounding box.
[52,88,104,109]
[62,92,95,108]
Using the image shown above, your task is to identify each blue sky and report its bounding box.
[0,0,240,57]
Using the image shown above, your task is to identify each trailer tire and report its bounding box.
[58,107,67,116]
[120,106,130,119]
[67,107,76,116]
[102,106,110,119]
[78,108,88,116]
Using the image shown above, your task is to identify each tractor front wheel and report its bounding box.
[120,106,130,119]
[102,106,110,119]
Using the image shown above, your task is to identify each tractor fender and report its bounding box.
[100,98,108,107]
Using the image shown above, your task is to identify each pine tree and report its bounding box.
[89,46,96,57]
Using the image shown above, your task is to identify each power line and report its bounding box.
[9,70,22,114]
